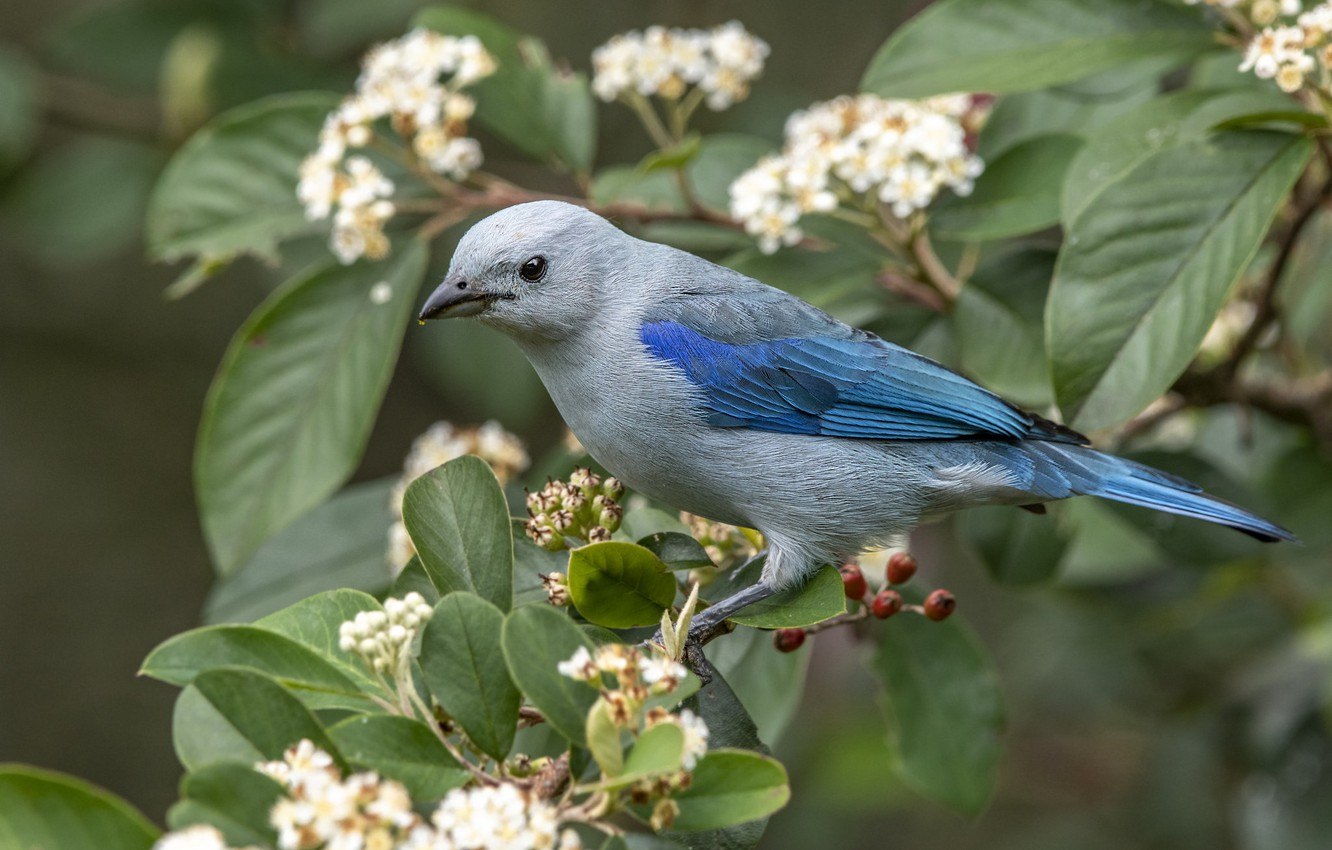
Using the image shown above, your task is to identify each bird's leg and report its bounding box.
[686,582,778,645]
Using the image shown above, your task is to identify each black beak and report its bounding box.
[418,275,511,322]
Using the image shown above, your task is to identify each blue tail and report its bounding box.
[1018,443,1296,543]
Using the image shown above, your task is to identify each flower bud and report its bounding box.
[924,589,956,621]
[773,628,806,652]
[599,503,624,532]
[839,563,867,600]
[886,552,917,585]
[541,572,569,607]
[551,509,575,531]
[650,798,680,831]
[603,477,625,499]
[871,588,903,619]
[588,525,613,543]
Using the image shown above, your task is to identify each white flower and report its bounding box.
[338,593,434,677]
[676,708,710,770]
[729,93,987,253]
[557,645,598,681]
[591,22,767,110]
[432,783,561,850]
[1241,24,1316,90]
[638,653,688,693]
[153,825,230,850]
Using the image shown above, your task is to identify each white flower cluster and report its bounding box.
[591,21,769,110]
[297,28,497,264]
[1186,0,1301,26]
[247,740,580,850]
[729,94,986,253]
[557,644,687,696]
[338,593,434,678]
[388,421,530,571]
[1240,3,1332,91]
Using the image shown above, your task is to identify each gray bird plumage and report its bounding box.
[420,201,1292,608]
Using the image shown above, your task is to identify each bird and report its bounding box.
[418,200,1295,636]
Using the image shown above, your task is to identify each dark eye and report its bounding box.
[519,256,547,282]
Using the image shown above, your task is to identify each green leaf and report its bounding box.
[196,240,427,575]
[861,0,1210,98]
[167,763,283,848]
[147,92,339,264]
[567,542,677,629]
[638,532,715,571]
[952,247,1056,408]
[1061,88,1295,224]
[402,455,514,610]
[620,721,685,784]
[930,134,1082,241]
[0,765,159,850]
[706,626,810,747]
[327,715,470,801]
[868,609,1004,815]
[618,508,691,541]
[253,589,389,693]
[585,698,625,777]
[419,592,521,760]
[670,750,790,832]
[728,564,845,629]
[0,48,37,173]
[961,505,1070,584]
[141,623,375,710]
[389,556,441,604]
[412,5,596,172]
[513,523,569,606]
[500,605,598,745]
[204,478,395,623]
[638,134,702,172]
[1048,131,1312,431]
[172,668,343,771]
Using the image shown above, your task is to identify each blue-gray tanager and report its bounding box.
[419,201,1294,632]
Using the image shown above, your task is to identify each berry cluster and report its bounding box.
[524,468,625,551]
[772,552,957,653]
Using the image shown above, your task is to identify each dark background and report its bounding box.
[3,2,1330,848]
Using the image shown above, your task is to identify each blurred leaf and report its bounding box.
[196,240,426,575]
[961,505,1070,584]
[671,750,790,832]
[639,532,715,571]
[413,5,596,172]
[419,592,521,760]
[327,715,469,801]
[868,607,1004,815]
[147,92,338,266]
[590,166,681,211]
[403,455,514,610]
[639,134,702,172]
[619,722,685,786]
[141,623,374,710]
[500,605,598,745]
[297,0,426,58]
[204,478,394,624]
[861,0,1209,98]
[931,134,1082,241]
[953,246,1056,407]
[706,626,810,747]
[1048,131,1311,431]
[618,508,691,541]
[166,763,283,848]
[1281,207,1332,362]
[568,542,677,628]
[728,564,845,629]
[1062,88,1294,223]
[0,47,37,173]
[586,698,624,777]
[2,138,160,270]
[172,668,343,771]
[0,765,159,850]
[685,134,773,212]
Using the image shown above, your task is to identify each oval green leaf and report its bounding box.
[1047,131,1312,431]
[402,455,514,610]
[0,765,159,850]
[419,592,521,760]
[729,564,845,629]
[500,605,598,746]
[327,715,470,801]
[861,0,1210,99]
[195,239,427,575]
[670,750,790,832]
[567,541,677,629]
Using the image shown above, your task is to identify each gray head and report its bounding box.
[418,201,632,341]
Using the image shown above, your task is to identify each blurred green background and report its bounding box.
[3,1,1332,848]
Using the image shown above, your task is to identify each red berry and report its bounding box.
[839,564,868,600]
[773,628,806,652]
[871,589,903,619]
[924,589,956,621]
[886,552,917,585]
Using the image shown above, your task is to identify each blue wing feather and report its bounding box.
[641,294,1076,443]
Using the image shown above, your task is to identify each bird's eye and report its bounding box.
[519,256,547,282]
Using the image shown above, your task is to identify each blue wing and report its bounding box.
[641,293,1082,444]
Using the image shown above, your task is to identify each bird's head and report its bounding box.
[419,200,627,341]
